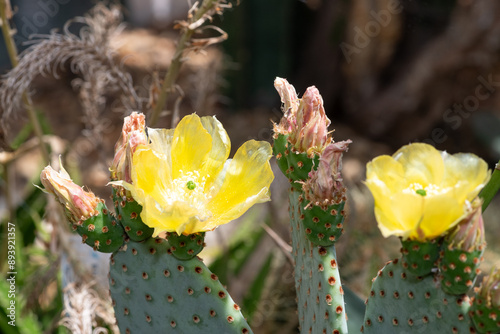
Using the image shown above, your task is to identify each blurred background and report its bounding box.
[1,0,500,333]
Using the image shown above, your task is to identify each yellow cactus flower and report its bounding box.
[365,143,490,241]
[112,114,274,236]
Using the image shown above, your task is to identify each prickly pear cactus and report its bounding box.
[40,111,277,334]
[362,258,475,334]
[112,187,154,242]
[363,143,498,334]
[469,268,500,334]
[400,238,441,277]
[72,202,125,253]
[439,246,483,295]
[109,237,252,334]
[300,199,345,247]
[290,189,348,334]
[273,77,351,333]
[166,231,205,260]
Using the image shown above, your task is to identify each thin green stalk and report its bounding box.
[149,0,220,127]
[480,161,500,212]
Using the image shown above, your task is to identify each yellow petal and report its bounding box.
[387,192,423,239]
[131,146,172,202]
[207,140,274,226]
[443,152,490,200]
[199,116,231,190]
[394,143,444,186]
[171,114,212,179]
[413,190,465,240]
[142,194,201,236]
[366,155,405,192]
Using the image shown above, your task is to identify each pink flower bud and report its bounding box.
[446,199,485,251]
[110,112,147,182]
[304,140,351,207]
[273,78,332,155]
[40,165,100,223]
[294,86,331,155]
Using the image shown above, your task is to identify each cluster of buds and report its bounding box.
[40,163,100,223]
[273,77,351,205]
[110,112,147,182]
[273,77,332,157]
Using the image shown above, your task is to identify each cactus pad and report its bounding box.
[286,147,319,189]
[72,202,125,253]
[273,133,319,189]
[470,295,500,334]
[272,133,290,177]
[401,238,441,277]
[363,258,475,334]
[439,247,483,295]
[290,189,348,333]
[113,187,154,242]
[109,237,253,334]
[300,199,345,247]
[166,232,206,260]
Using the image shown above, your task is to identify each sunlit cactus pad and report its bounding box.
[300,198,345,247]
[109,237,253,333]
[470,294,500,333]
[440,247,483,295]
[272,133,319,189]
[74,202,125,253]
[290,190,348,334]
[166,231,205,260]
[400,238,441,277]
[112,187,154,242]
[362,259,475,334]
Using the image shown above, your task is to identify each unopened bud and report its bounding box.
[273,78,331,155]
[40,164,100,223]
[294,86,331,155]
[110,112,147,182]
[304,140,351,206]
[446,199,485,252]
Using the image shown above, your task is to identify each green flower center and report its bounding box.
[415,189,427,196]
[186,180,196,190]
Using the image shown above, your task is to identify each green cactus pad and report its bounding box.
[109,237,253,334]
[286,147,319,190]
[300,199,345,247]
[470,295,500,333]
[401,238,441,277]
[272,133,290,177]
[363,258,475,334]
[289,189,348,334]
[73,202,125,253]
[166,232,206,260]
[113,187,154,241]
[439,246,483,295]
